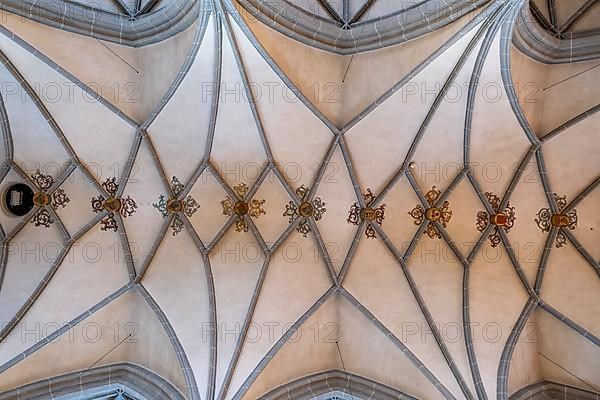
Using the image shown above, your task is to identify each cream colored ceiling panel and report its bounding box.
[542,112,600,201]
[343,237,464,399]
[336,294,447,400]
[314,146,360,274]
[142,229,212,398]
[288,0,333,19]
[240,294,341,399]
[378,177,422,254]
[187,168,232,245]
[148,16,216,184]
[470,34,532,197]
[469,243,530,399]
[53,168,103,235]
[226,233,332,398]
[554,0,588,27]
[570,2,600,32]
[210,28,268,189]
[230,19,333,191]
[442,177,487,259]
[411,40,482,194]
[0,227,130,365]
[345,27,478,194]
[0,222,64,330]
[537,309,600,391]
[542,243,600,338]
[0,64,70,174]
[506,312,542,396]
[0,35,136,185]
[0,289,187,396]
[242,6,476,128]
[571,189,599,261]
[504,158,548,287]
[251,170,294,245]
[361,0,424,21]
[538,59,600,135]
[121,138,171,271]
[210,227,266,393]
[410,239,478,397]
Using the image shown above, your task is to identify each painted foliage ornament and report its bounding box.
[535,193,577,248]
[408,186,452,239]
[91,177,137,232]
[30,170,70,228]
[347,188,385,239]
[476,192,516,247]
[283,185,327,237]
[221,183,266,233]
[153,176,200,235]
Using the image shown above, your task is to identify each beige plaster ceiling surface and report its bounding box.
[0,0,598,400]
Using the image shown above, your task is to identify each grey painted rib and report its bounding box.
[181,216,217,400]
[561,229,600,278]
[307,136,340,201]
[0,362,187,400]
[533,227,558,295]
[307,218,339,286]
[142,4,212,130]
[115,213,137,281]
[465,0,513,168]
[231,286,336,400]
[497,297,538,400]
[541,103,600,143]
[0,48,109,197]
[372,4,506,209]
[337,221,365,284]
[342,0,508,134]
[564,175,600,213]
[220,0,340,134]
[236,0,492,55]
[219,10,275,162]
[0,26,138,128]
[559,0,600,34]
[135,214,175,282]
[117,130,144,198]
[216,254,271,400]
[535,150,559,214]
[0,0,200,48]
[0,83,14,161]
[338,136,365,206]
[499,0,540,146]
[136,283,202,400]
[0,283,132,375]
[371,223,475,400]
[538,300,600,347]
[340,288,457,400]
[203,13,224,163]
[0,211,106,343]
[260,369,419,400]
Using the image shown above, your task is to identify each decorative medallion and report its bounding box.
[347,188,385,239]
[221,183,266,233]
[535,193,577,248]
[91,177,137,232]
[476,192,516,247]
[29,170,70,228]
[283,185,327,237]
[153,176,200,235]
[408,186,452,239]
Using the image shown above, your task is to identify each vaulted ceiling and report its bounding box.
[0,0,598,400]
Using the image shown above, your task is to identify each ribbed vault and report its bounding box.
[0,0,598,400]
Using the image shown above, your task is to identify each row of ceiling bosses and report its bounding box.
[6,168,578,247]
